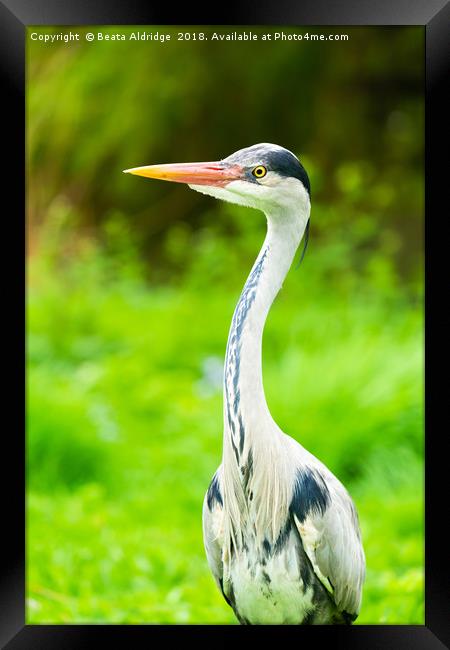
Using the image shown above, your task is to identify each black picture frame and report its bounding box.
[2,0,448,647]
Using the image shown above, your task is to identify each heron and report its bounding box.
[124,143,365,625]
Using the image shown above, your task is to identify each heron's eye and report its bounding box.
[252,165,267,179]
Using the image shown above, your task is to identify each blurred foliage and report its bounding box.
[27,26,424,624]
[27,26,423,284]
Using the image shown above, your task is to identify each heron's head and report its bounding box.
[124,143,310,217]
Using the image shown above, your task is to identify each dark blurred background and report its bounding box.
[27,26,424,624]
[28,26,423,285]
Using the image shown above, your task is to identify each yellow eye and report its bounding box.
[252,165,267,179]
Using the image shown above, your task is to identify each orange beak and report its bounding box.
[123,161,243,187]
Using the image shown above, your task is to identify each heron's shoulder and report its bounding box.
[286,451,365,616]
[289,465,331,524]
[282,433,352,499]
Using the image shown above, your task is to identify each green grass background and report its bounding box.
[27,26,424,623]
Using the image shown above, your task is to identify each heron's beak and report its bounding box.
[123,161,243,187]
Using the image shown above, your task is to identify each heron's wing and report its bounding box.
[202,468,226,597]
[292,469,365,618]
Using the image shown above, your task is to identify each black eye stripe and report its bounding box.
[225,145,310,195]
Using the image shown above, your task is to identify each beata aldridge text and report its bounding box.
[211,32,258,41]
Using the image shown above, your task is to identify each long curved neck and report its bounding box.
[223,205,309,472]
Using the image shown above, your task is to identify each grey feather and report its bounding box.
[293,472,365,616]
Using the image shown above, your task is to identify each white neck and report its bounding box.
[222,203,310,474]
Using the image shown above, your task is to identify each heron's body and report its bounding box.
[205,464,355,625]
[125,143,365,625]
